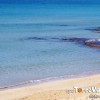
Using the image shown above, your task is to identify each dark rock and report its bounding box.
[85,39,100,49]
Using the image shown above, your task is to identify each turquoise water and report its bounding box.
[0,3,100,87]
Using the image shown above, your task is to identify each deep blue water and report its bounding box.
[0,3,100,87]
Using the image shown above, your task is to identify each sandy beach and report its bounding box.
[0,74,100,100]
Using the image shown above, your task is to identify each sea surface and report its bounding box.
[0,3,100,87]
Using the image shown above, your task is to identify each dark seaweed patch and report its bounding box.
[23,37,86,45]
[24,37,88,43]
[86,27,100,33]
[21,36,100,49]
[58,24,68,27]
[0,23,68,27]
[25,37,47,41]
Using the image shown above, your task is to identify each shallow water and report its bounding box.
[0,3,100,87]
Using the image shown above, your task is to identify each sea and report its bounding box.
[0,3,100,88]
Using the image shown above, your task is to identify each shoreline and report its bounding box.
[0,71,100,90]
[0,74,100,100]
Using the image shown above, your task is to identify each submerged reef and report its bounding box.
[22,37,100,49]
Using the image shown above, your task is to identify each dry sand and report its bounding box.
[0,74,100,100]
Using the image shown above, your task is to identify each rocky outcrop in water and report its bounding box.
[85,39,100,49]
